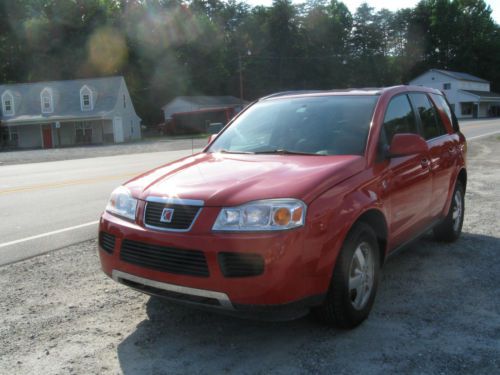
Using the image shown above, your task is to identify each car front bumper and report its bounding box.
[98,210,329,319]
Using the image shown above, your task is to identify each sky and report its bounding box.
[243,0,500,24]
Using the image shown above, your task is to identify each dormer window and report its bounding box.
[80,85,93,111]
[2,91,14,116]
[40,88,54,114]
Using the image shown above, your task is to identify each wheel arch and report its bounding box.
[457,168,467,192]
[354,209,389,266]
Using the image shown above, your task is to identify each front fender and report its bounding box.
[302,169,388,292]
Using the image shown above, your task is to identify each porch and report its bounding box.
[1,119,114,149]
[457,90,500,119]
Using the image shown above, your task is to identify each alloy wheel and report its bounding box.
[348,242,374,311]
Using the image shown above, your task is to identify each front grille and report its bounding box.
[144,202,201,231]
[99,232,116,254]
[218,252,265,278]
[120,239,209,277]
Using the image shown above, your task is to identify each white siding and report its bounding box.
[112,79,141,141]
[17,125,42,148]
[457,81,489,91]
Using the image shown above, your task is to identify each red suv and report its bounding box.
[98,86,466,328]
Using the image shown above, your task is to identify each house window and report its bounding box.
[2,91,14,116]
[461,102,473,115]
[80,85,93,111]
[75,121,93,144]
[443,83,451,90]
[10,126,18,143]
[40,88,54,113]
[1,126,18,147]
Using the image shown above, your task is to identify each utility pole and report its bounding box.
[238,52,244,105]
[238,50,251,106]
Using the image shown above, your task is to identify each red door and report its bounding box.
[42,125,53,149]
[410,93,456,219]
[379,94,433,248]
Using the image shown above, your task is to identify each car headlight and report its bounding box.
[105,186,138,221]
[213,199,306,231]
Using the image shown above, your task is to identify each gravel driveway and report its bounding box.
[0,137,499,375]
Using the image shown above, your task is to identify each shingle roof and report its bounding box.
[0,76,123,123]
[432,69,489,83]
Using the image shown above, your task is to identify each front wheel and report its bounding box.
[314,222,380,329]
[433,181,465,242]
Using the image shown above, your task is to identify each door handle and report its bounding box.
[421,158,430,169]
[448,146,455,154]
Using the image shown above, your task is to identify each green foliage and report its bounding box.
[0,0,498,125]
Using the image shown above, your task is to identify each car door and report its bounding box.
[409,92,456,219]
[379,94,433,248]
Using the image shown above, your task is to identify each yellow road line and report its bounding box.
[0,173,138,195]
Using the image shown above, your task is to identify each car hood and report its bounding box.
[125,152,365,206]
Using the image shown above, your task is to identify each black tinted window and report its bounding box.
[431,93,459,132]
[410,93,447,140]
[383,95,417,144]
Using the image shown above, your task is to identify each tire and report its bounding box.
[314,222,380,329]
[433,181,465,242]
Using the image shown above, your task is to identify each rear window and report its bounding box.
[430,93,459,132]
[409,93,447,140]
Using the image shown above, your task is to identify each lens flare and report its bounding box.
[87,27,128,74]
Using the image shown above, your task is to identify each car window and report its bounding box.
[430,93,459,133]
[410,93,447,140]
[209,95,378,156]
[382,94,418,144]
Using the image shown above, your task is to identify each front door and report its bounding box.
[113,117,124,143]
[42,125,53,149]
[379,94,433,248]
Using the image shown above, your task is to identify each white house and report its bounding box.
[0,76,141,149]
[409,69,500,119]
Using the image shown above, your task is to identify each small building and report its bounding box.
[0,76,141,149]
[160,96,246,134]
[409,69,500,119]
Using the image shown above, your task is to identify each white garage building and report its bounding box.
[409,69,500,119]
[0,76,141,149]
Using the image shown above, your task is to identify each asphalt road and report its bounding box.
[0,118,498,266]
[459,118,500,139]
[0,148,200,265]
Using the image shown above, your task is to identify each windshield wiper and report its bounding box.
[217,149,255,154]
[253,149,318,155]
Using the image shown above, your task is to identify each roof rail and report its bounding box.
[260,90,325,100]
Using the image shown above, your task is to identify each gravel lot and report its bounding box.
[0,137,499,375]
[0,137,207,166]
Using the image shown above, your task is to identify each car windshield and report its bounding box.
[209,95,378,156]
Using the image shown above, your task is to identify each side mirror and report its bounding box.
[207,134,218,144]
[389,133,428,157]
